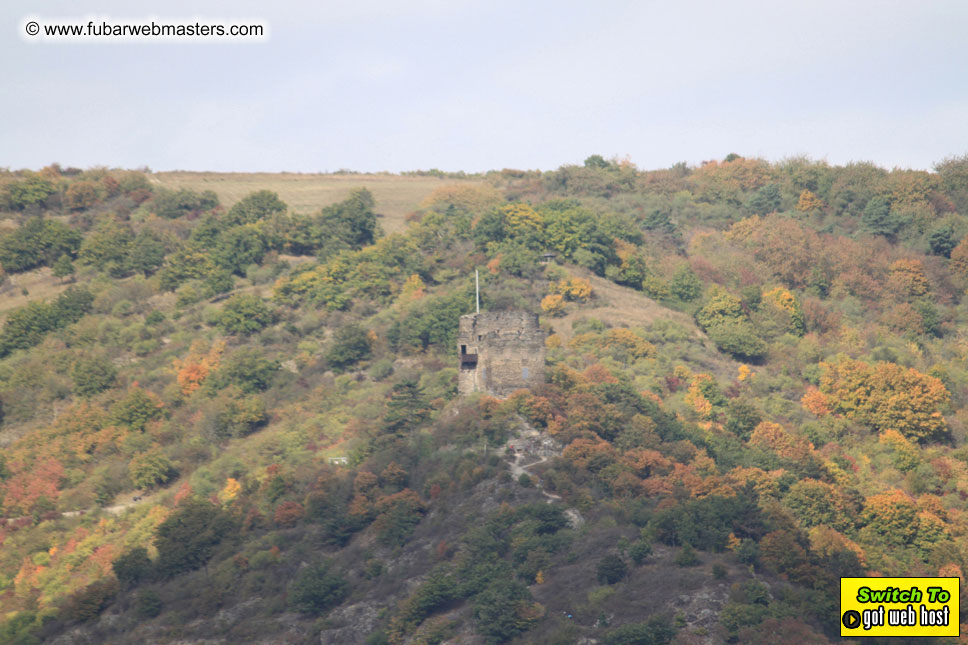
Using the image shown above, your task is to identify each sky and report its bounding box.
[3,0,968,174]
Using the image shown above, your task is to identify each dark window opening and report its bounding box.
[461,345,467,355]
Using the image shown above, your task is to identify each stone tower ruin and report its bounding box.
[457,311,546,397]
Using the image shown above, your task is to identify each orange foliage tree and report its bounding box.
[819,357,949,441]
[173,339,225,396]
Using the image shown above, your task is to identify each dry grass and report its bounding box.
[151,171,485,234]
[0,267,69,318]
[550,266,704,342]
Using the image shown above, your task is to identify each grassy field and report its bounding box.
[152,171,484,234]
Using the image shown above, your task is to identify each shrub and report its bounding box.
[135,589,163,618]
[673,543,699,567]
[603,615,676,645]
[629,540,653,565]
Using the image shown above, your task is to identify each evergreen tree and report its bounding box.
[382,378,430,436]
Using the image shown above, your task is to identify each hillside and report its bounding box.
[0,157,967,643]
[151,171,487,235]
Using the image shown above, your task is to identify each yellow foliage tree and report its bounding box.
[540,294,565,317]
[502,203,544,241]
[218,478,242,504]
[553,277,593,302]
[795,189,825,212]
[819,356,949,441]
[400,274,425,301]
[887,258,930,298]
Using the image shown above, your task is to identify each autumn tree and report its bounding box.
[819,357,949,441]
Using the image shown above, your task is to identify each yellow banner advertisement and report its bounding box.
[840,577,959,637]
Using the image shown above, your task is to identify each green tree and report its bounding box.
[210,391,267,439]
[217,348,279,393]
[725,399,761,440]
[216,294,275,335]
[79,220,134,275]
[5,172,56,210]
[382,378,431,436]
[51,286,95,325]
[746,183,782,215]
[669,266,702,301]
[289,560,349,615]
[325,323,372,371]
[110,387,163,431]
[213,226,267,275]
[0,301,56,355]
[928,224,957,257]
[0,287,92,356]
[126,230,167,276]
[862,195,904,238]
[584,154,611,169]
[151,188,219,219]
[225,190,287,226]
[0,217,81,272]
[154,500,236,576]
[597,554,628,583]
[130,451,177,489]
[319,188,379,250]
[71,355,117,397]
[473,579,539,644]
[673,543,700,566]
[706,319,767,362]
[52,253,75,281]
[159,244,217,291]
[112,547,153,587]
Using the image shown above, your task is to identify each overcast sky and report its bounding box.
[3,1,968,173]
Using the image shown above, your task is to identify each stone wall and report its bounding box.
[457,311,545,397]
